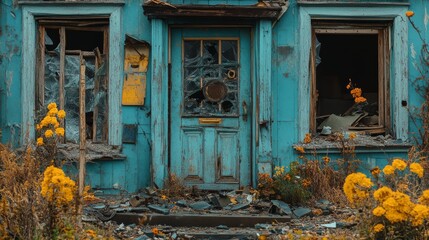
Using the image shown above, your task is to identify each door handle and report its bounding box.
[242,101,248,122]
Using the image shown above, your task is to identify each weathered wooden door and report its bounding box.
[170,28,251,190]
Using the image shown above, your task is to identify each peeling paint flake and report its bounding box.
[425,8,429,30]
[410,43,416,59]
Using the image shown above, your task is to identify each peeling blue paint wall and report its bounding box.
[1,0,23,147]
[0,0,426,193]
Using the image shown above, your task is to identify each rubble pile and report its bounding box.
[83,188,360,239]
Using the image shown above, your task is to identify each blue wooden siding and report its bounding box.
[0,0,426,193]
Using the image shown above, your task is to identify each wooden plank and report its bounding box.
[93,50,100,142]
[78,53,86,228]
[315,29,379,34]
[297,9,312,141]
[59,27,66,111]
[309,29,316,133]
[384,27,391,133]
[257,20,272,163]
[112,213,290,227]
[151,19,168,187]
[36,25,45,109]
[22,7,37,143]
[113,213,291,228]
[393,14,408,140]
[378,29,385,128]
[108,10,122,145]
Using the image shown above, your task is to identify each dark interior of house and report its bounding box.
[316,33,379,123]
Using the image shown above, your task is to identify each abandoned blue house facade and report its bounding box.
[0,0,425,193]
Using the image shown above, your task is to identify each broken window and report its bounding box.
[36,18,109,143]
[182,39,239,116]
[311,21,390,136]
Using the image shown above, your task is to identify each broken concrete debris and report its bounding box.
[292,207,312,218]
[189,201,212,211]
[83,190,361,239]
[148,204,170,215]
[269,200,292,216]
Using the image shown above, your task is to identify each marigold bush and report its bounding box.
[344,158,429,239]
[41,165,76,206]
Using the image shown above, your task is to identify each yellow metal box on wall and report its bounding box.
[122,35,150,106]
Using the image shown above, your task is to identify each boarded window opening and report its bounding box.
[311,23,390,136]
[36,19,109,143]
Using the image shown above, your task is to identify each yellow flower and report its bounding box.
[373,223,384,233]
[410,162,424,178]
[371,167,381,176]
[40,116,51,127]
[41,166,76,205]
[36,124,42,130]
[57,110,66,119]
[304,133,311,143]
[346,83,351,90]
[383,165,395,175]
[36,137,44,146]
[55,127,65,137]
[411,204,429,226]
[406,10,414,18]
[349,132,356,139]
[343,172,373,204]
[294,146,305,154]
[354,96,367,103]
[302,179,311,188]
[274,166,285,177]
[322,156,330,164]
[48,107,58,117]
[383,197,398,209]
[86,229,97,238]
[373,206,386,217]
[44,129,54,138]
[419,190,429,205]
[374,186,393,202]
[392,159,407,171]
[350,88,362,98]
[47,102,57,110]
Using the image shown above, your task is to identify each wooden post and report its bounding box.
[78,53,86,227]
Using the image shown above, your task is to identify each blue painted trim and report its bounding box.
[256,20,273,168]
[21,5,123,145]
[298,5,409,141]
[151,19,168,188]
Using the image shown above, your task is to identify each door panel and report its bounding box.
[170,28,251,190]
[182,128,204,182]
[216,130,239,183]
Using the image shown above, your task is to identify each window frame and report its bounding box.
[181,37,241,117]
[298,4,408,141]
[309,22,391,134]
[36,23,109,143]
[22,5,123,146]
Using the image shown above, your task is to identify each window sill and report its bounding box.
[58,142,126,161]
[294,134,412,154]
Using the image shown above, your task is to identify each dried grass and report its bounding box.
[0,144,48,239]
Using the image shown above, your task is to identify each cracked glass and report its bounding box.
[183,39,239,116]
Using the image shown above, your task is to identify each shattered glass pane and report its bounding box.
[184,40,200,67]
[222,40,238,63]
[44,54,60,105]
[62,55,108,143]
[183,39,239,116]
[93,57,108,142]
[64,55,81,143]
[203,40,218,65]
